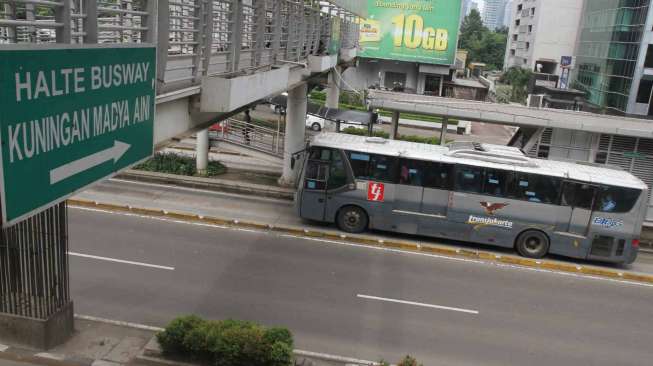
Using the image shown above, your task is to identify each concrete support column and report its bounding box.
[325,67,341,109]
[390,111,400,140]
[196,129,209,175]
[279,83,308,187]
[440,116,448,146]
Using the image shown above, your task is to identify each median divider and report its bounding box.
[67,198,653,286]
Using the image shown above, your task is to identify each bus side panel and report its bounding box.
[325,181,399,231]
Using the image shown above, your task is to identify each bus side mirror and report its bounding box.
[291,157,296,169]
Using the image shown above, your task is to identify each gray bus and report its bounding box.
[296,133,649,264]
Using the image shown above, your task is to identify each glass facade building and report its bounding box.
[573,0,650,114]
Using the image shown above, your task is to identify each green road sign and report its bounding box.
[0,46,155,226]
[359,0,462,65]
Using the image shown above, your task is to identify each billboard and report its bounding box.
[359,0,462,65]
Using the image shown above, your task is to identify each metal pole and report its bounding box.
[440,116,448,146]
[390,111,399,140]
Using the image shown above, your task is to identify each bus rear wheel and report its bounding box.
[515,230,550,259]
[337,206,368,233]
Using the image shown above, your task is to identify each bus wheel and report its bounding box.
[337,206,368,233]
[515,230,550,259]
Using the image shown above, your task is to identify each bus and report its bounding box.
[296,133,649,264]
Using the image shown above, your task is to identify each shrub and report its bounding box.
[158,316,294,366]
[157,315,205,356]
[397,134,441,145]
[134,153,227,177]
[397,355,423,366]
[341,127,389,139]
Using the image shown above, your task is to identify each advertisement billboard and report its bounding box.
[359,0,462,65]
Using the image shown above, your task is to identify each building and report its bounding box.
[503,0,583,76]
[463,0,478,16]
[483,0,504,30]
[502,0,513,28]
[572,1,653,116]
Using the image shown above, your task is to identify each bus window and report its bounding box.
[309,147,332,161]
[328,150,348,189]
[424,163,453,190]
[595,186,641,213]
[304,160,328,190]
[562,182,596,210]
[398,159,425,186]
[346,151,397,183]
[347,152,370,179]
[455,166,483,194]
[369,155,397,182]
[483,169,510,197]
[509,173,561,204]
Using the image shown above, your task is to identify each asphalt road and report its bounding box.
[69,206,653,366]
[75,179,653,274]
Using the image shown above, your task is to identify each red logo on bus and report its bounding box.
[368,182,385,202]
[480,201,509,216]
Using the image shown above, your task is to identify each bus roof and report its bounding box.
[310,133,648,190]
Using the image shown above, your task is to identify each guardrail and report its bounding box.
[1,0,360,95]
[212,118,285,157]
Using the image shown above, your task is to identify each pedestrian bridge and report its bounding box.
[1,0,361,173]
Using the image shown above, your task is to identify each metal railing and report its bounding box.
[212,118,284,157]
[1,0,360,95]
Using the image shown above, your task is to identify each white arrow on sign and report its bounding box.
[49,141,131,185]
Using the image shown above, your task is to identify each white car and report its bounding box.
[305,115,365,132]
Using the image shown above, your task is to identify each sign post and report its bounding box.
[0,46,156,227]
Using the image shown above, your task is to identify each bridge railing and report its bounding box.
[212,118,285,157]
[1,0,360,95]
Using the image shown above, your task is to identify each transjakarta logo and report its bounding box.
[467,215,514,229]
[367,182,385,202]
[593,217,624,229]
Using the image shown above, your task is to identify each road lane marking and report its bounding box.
[68,251,175,271]
[68,205,653,289]
[283,235,653,289]
[357,294,479,315]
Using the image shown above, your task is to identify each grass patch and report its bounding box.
[135,153,226,177]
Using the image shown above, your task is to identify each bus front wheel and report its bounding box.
[515,230,550,259]
[337,206,368,233]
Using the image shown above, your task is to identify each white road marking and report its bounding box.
[75,314,164,332]
[69,206,653,289]
[35,353,66,361]
[281,235,653,289]
[0,344,8,352]
[68,251,175,271]
[357,294,479,315]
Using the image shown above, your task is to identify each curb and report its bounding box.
[67,198,653,286]
[116,170,294,201]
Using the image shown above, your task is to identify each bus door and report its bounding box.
[300,158,329,221]
[561,182,598,237]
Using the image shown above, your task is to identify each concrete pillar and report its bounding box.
[196,129,209,175]
[440,116,448,146]
[390,111,400,140]
[279,83,308,187]
[326,67,340,109]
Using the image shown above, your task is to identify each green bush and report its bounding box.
[397,134,441,145]
[157,315,205,356]
[341,127,389,139]
[397,355,423,366]
[157,316,294,366]
[134,153,226,177]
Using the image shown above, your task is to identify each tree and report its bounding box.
[459,9,487,51]
[495,26,509,35]
[459,9,507,70]
[501,66,533,103]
